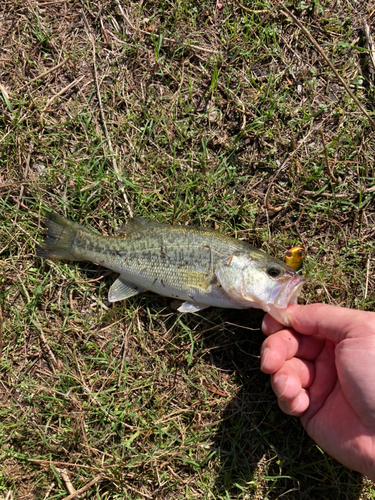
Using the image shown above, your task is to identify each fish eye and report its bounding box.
[267,264,282,278]
[297,249,303,257]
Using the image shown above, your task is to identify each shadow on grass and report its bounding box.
[199,309,364,499]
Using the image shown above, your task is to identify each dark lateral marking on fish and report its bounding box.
[161,278,166,287]
[93,246,116,257]
[179,245,215,274]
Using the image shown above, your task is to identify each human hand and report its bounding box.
[260,303,375,480]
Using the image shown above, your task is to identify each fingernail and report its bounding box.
[261,314,272,335]
[261,316,267,334]
[290,395,301,414]
[260,347,269,371]
[274,374,289,398]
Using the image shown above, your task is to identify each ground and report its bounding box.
[1,0,375,498]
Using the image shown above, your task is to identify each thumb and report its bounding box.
[286,303,375,343]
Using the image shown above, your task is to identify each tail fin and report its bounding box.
[37,212,89,261]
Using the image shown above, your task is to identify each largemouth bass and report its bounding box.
[37,213,305,325]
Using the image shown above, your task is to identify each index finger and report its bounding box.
[260,328,324,374]
[286,304,375,341]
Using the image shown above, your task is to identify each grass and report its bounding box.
[1,0,375,498]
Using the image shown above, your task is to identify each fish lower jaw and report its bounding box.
[263,280,305,326]
[273,278,305,309]
[263,304,290,326]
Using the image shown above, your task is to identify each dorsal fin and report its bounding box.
[133,216,153,225]
[118,217,224,236]
[118,217,170,234]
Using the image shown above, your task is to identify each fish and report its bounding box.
[285,246,304,271]
[36,212,305,326]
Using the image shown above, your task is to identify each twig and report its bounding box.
[363,20,375,84]
[43,483,55,500]
[61,475,103,500]
[81,10,133,218]
[280,6,375,131]
[301,190,348,199]
[232,0,269,15]
[321,281,335,304]
[30,317,58,371]
[319,128,336,183]
[28,458,104,471]
[37,0,71,4]
[302,185,375,197]
[0,300,3,358]
[365,255,370,299]
[19,58,69,90]
[118,324,130,386]
[368,8,375,20]
[40,75,85,121]
[265,184,284,212]
[0,129,12,145]
[235,94,246,130]
[56,469,80,499]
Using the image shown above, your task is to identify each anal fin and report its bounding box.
[177,302,210,313]
[108,276,147,302]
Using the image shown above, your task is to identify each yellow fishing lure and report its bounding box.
[285,247,304,271]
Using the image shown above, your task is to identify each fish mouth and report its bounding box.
[287,276,306,305]
[274,275,306,309]
[263,276,305,326]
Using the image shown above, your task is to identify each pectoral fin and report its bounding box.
[108,276,147,302]
[177,302,210,313]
